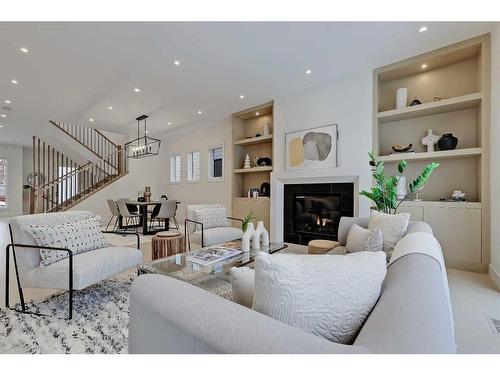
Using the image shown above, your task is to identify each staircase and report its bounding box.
[30,122,126,213]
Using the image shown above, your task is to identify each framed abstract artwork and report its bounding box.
[285,124,337,170]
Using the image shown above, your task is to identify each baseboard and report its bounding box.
[489,264,500,291]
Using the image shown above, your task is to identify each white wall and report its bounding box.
[0,144,24,217]
[489,24,500,289]
[271,71,373,241]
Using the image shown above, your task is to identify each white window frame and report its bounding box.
[208,144,224,182]
[0,158,8,210]
[187,149,201,183]
[170,153,182,184]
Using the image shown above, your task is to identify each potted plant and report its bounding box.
[241,211,257,232]
[360,151,439,214]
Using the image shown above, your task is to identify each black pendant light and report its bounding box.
[125,115,161,159]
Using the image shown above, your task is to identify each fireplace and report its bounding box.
[284,183,354,245]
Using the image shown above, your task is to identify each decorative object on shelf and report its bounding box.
[438,133,458,151]
[421,129,439,152]
[248,188,260,198]
[452,190,466,201]
[125,115,161,159]
[143,186,151,202]
[255,132,261,137]
[256,157,272,166]
[410,97,422,106]
[241,211,257,232]
[253,155,259,167]
[396,176,407,200]
[360,151,439,214]
[251,222,263,250]
[433,96,449,102]
[256,221,270,247]
[391,143,413,153]
[241,222,255,253]
[412,193,423,202]
[263,121,271,135]
[286,124,337,170]
[260,182,270,197]
[396,87,408,109]
[243,154,251,169]
[137,196,145,202]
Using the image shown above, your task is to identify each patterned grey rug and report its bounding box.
[0,273,232,354]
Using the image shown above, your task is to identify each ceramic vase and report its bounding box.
[396,88,408,109]
[241,223,255,253]
[263,122,271,135]
[396,176,407,200]
[251,222,262,250]
[438,133,458,151]
[257,221,270,247]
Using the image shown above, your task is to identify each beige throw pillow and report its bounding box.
[368,210,410,260]
[346,224,383,253]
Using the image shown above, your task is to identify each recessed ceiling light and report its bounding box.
[197,110,203,115]
[89,118,94,122]
[20,47,29,53]
[418,26,428,33]
[306,69,312,75]
[108,106,113,110]
[1,114,7,118]
[134,88,141,92]
[421,64,428,69]
[255,112,260,116]
[10,79,18,85]
[0,125,3,128]
[168,122,172,126]
[145,130,149,134]
[239,94,245,99]
[174,60,180,66]
[4,100,11,104]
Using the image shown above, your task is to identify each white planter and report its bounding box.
[396,88,408,109]
[258,221,270,246]
[251,222,262,250]
[241,223,255,253]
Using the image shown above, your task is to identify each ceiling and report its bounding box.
[0,22,494,146]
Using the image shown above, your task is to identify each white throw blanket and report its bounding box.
[389,232,455,339]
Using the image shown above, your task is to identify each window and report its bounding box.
[187,150,200,182]
[170,153,182,183]
[208,145,224,180]
[0,159,7,208]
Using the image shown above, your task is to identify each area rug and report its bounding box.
[0,273,232,354]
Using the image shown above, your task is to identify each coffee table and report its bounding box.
[138,240,287,288]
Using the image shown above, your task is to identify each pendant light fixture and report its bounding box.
[125,115,161,159]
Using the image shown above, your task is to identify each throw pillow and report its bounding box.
[253,251,387,344]
[192,206,227,230]
[230,266,255,308]
[27,216,107,268]
[345,224,383,253]
[368,210,410,260]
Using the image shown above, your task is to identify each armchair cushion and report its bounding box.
[190,227,243,247]
[191,206,228,229]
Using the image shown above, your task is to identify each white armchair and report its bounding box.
[6,211,143,319]
[184,204,244,250]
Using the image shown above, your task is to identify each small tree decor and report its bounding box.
[360,151,440,214]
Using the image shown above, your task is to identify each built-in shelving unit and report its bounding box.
[373,34,490,273]
[231,102,274,231]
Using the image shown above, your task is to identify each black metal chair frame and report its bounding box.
[184,216,243,251]
[5,226,140,320]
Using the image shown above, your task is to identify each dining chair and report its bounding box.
[116,200,141,232]
[105,199,120,231]
[149,200,179,232]
[117,197,139,214]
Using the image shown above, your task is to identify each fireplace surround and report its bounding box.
[283,183,354,245]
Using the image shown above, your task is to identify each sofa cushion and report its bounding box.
[22,246,143,290]
[253,251,387,344]
[27,216,107,268]
[345,224,383,253]
[192,206,227,229]
[190,227,243,247]
[368,210,410,259]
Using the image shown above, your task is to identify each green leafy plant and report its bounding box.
[241,211,257,232]
[360,151,439,214]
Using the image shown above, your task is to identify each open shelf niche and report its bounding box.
[372,34,490,272]
[231,102,274,231]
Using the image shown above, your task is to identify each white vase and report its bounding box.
[396,176,407,200]
[251,222,262,250]
[257,221,270,247]
[263,122,271,135]
[396,88,408,109]
[241,223,255,253]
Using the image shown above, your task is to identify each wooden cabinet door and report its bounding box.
[397,204,424,221]
[424,207,482,265]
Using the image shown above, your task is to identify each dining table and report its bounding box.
[119,200,180,235]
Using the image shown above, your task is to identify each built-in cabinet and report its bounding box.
[373,34,490,273]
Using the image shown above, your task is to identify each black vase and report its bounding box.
[438,133,458,151]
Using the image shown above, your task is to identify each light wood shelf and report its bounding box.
[399,200,482,209]
[377,92,482,123]
[234,166,273,174]
[378,147,482,162]
[233,197,270,201]
[233,134,273,146]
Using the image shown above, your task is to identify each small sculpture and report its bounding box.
[243,154,251,169]
[421,129,439,152]
[392,144,412,153]
[241,222,255,252]
[410,97,422,106]
[452,190,466,201]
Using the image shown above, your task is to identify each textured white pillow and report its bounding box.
[27,216,107,268]
[230,266,255,308]
[346,224,383,253]
[192,207,227,229]
[368,210,410,259]
[253,252,387,344]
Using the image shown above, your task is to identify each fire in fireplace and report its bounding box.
[294,193,341,236]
